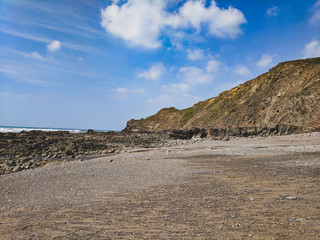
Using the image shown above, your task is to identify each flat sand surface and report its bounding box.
[1,133,320,239]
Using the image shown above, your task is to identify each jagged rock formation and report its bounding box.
[0,130,171,174]
[126,58,320,135]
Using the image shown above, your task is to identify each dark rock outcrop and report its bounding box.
[166,124,304,140]
[0,130,171,174]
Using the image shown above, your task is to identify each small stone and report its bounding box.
[109,159,113,163]
[248,234,253,237]
[286,196,298,200]
[145,157,150,160]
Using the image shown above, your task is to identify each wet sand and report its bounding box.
[1,133,319,239]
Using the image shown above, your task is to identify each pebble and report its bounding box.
[286,196,298,200]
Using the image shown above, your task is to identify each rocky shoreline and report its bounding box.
[0,130,171,174]
[0,125,314,174]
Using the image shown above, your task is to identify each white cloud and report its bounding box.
[100,0,167,49]
[78,57,84,61]
[303,40,320,58]
[179,66,214,85]
[179,0,247,38]
[267,7,279,16]
[310,10,320,25]
[100,0,246,49]
[187,49,204,60]
[24,51,44,60]
[47,40,61,52]
[161,83,190,93]
[113,87,145,94]
[257,54,276,68]
[114,87,128,93]
[206,59,220,73]
[310,1,320,25]
[234,64,251,76]
[137,62,165,82]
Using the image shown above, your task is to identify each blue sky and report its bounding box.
[0,0,320,130]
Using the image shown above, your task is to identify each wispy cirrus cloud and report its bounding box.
[161,83,190,93]
[0,47,104,87]
[0,64,56,87]
[5,0,94,22]
[113,87,145,94]
[0,15,103,39]
[113,87,145,99]
[24,51,45,60]
[0,28,98,53]
[0,27,50,43]
[1,47,47,61]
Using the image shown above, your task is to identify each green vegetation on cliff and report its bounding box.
[126,58,320,132]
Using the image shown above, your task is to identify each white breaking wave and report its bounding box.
[0,127,83,133]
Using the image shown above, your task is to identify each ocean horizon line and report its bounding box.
[0,125,118,133]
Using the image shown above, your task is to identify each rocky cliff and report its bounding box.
[126,58,320,135]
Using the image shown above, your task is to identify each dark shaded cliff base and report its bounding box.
[1,133,319,239]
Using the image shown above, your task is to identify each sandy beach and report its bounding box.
[1,133,320,239]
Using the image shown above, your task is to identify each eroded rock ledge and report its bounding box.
[166,124,306,140]
[0,130,169,174]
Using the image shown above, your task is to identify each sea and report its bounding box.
[0,126,110,133]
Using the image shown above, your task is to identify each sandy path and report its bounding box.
[0,133,319,239]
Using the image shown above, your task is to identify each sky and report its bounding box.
[0,0,320,130]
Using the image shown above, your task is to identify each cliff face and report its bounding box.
[126,58,320,133]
